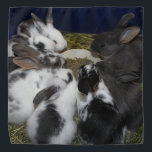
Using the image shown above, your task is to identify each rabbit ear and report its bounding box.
[31,12,45,33]
[12,44,40,57]
[13,56,40,69]
[117,13,135,27]
[117,72,139,83]
[119,26,140,44]
[46,8,53,24]
[31,12,43,22]
[33,85,60,105]
[78,78,91,95]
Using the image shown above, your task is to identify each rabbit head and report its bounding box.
[12,44,67,70]
[78,64,100,95]
[91,13,141,57]
[78,61,140,95]
[17,8,67,53]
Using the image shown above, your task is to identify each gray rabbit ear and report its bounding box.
[119,26,140,44]
[31,12,45,33]
[46,8,53,24]
[13,56,40,69]
[33,85,60,105]
[117,13,135,27]
[12,44,40,57]
[117,72,139,83]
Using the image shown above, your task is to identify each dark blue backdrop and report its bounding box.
[9,7,143,39]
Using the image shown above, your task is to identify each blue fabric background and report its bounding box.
[9,7,143,39]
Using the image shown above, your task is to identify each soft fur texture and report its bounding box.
[8,64,73,124]
[26,70,77,144]
[91,13,142,81]
[17,8,67,52]
[8,8,67,57]
[77,63,143,144]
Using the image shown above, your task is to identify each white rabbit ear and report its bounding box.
[46,8,53,24]
[31,12,43,23]
[119,26,140,44]
[117,13,135,27]
[31,12,45,33]
[13,56,40,69]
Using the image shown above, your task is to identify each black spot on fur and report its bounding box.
[36,82,40,89]
[67,72,73,82]
[9,109,14,113]
[78,98,124,144]
[36,104,65,144]
[9,73,19,83]
[19,72,26,79]
[34,42,45,52]
[9,72,27,83]
[49,54,55,58]
[8,96,14,102]
[63,72,73,84]
[9,104,20,110]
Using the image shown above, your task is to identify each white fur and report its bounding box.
[44,24,67,52]
[95,81,113,105]
[8,41,17,57]
[26,101,47,143]
[17,16,67,53]
[8,68,72,124]
[49,79,77,144]
[121,126,127,144]
[26,71,77,144]
[77,91,93,121]
[25,27,56,53]
[33,35,56,52]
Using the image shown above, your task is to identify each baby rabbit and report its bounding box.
[8,33,56,57]
[17,8,67,53]
[91,13,142,80]
[26,69,77,144]
[77,63,143,144]
[8,45,67,124]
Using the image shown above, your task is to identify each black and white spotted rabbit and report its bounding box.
[77,63,142,144]
[26,70,77,144]
[8,45,68,124]
[8,8,67,57]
